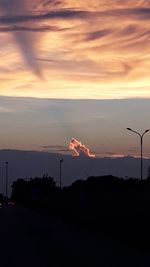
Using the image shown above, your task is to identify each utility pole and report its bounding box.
[59,158,63,189]
[5,161,8,198]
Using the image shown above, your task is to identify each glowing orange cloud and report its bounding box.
[69,138,95,158]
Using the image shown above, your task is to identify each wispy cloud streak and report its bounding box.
[0,0,43,78]
[0,0,150,98]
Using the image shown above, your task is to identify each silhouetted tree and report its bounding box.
[11,175,57,209]
[147,166,150,179]
[10,174,150,248]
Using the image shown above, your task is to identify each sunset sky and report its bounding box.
[0,0,150,157]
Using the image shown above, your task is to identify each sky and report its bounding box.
[0,0,150,158]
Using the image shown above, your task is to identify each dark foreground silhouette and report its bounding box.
[11,175,150,251]
[2,205,150,267]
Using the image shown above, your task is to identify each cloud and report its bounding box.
[42,145,71,154]
[69,138,95,158]
[83,29,113,41]
[0,106,16,113]
[0,1,150,98]
[0,25,64,32]
[0,0,44,78]
[104,152,125,158]
[2,7,150,25]
[0,8,88,25]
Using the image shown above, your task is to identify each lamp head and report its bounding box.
[126,128,132,131]
[145,129,149,133]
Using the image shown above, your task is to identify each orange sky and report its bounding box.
[0,0,150,99]
[0,1,149,157]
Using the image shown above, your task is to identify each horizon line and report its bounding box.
[0,148,149,160]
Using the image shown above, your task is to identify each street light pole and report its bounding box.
[126,128,149,181]
[141,136,143,182]
[5,161,8,198]
[59,158,63,189]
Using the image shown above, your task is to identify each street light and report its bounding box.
[5,161,8,198]
[126,128,149,180]
[59,158,63,189]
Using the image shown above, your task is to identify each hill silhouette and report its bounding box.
[0,149,150,196]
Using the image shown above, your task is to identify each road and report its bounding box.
[0,206,150,266]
